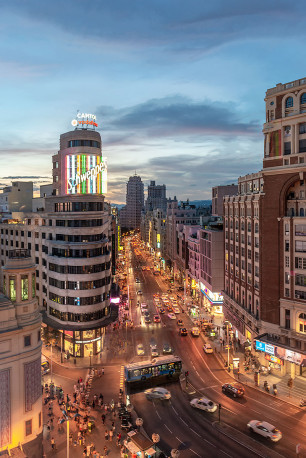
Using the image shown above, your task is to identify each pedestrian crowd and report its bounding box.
[44,369,128,457]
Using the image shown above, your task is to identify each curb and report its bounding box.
[213,350,302,410]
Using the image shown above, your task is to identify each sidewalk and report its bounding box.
[183,298,306,408]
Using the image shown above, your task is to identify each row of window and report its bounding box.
[49,306,107,322]
[285,93,306,108]
[49,261,110,274]
[51,247,109,258]
[67,140,100,148]
[55,219,103,227]
[55,233,106,243]
[283,139,306,155]
[49,292,108,305]
[6,274,36,302]
[49,276,110,290]
[54,202,103,212]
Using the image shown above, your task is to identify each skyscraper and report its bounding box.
[145,181,167,212]
[120,175,144,229]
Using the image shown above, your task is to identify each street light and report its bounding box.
[171,449,180,458]
[135,417,143,431]
[152,433,160,451]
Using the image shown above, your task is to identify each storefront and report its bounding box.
[123,431,156,458]
[200,284,223,315]
[255,337,306,377]
[62,328,105,358]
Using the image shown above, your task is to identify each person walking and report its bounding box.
[101,414,106,425]
[50,437,56,450]
[104,429,109,441]
[102,367,105,375]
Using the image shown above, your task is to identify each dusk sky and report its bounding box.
[0,1,305,203]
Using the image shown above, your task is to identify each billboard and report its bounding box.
[65,154,107,194]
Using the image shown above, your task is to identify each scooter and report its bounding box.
[300,399,306,407]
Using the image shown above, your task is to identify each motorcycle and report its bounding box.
[272,384,277,396]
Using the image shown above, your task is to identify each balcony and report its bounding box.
[223,292,261,328]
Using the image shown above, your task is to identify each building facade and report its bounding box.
[120,175,144,230]
[223,78,306,377]
[212,185,238,217]
[145,181,167,212]
[0,122,115,358]
[0,250,42,455]
[0,182,33,220]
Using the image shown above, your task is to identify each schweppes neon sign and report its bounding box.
[66,155,107,194]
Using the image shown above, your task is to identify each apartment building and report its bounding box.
[223,78,306,376]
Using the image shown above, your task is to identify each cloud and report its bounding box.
[97,95,260,142]
[1,175,50,179]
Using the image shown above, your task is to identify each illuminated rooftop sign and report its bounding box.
[71,112,98,128]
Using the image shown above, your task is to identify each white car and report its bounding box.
[151,346,159,357]
[173,307,180,314]
[136,344,145,356]
[168,313,176,320]
[190,397,217,413]
[141,303,148,309]
[203,344,213,354]
[247,421,282,442]
[191,327,200,337]
[144,387,171,400]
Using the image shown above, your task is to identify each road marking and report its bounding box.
[180,418,189,427]
[189,448,201,456]
[176,437,185,444]
[164,424,172,433]
[189,428,201,437]
[171,406,178,415]
[155,410,161,419]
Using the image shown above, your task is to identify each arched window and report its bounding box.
[248,222,251,232]
[301,93,306,105]
[299,313,306,333]
[286,97,293,108]
[300,208,305,217]
[255,223,259,233]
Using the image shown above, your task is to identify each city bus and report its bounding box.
[124,355,182,385]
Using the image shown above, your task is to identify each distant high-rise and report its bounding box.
[145,181,167,212]
[120,175,144,229]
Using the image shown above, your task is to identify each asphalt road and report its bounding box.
[126,243,306,458]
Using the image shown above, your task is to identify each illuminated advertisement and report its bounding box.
[157,233,160,249]
[200,283,223,304]
[66,155,107,194]
[255,340,275,355]
[71,112,98,128]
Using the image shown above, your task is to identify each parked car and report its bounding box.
[203,344,213,354]
[168,313,176,320]
[136,344,145,356]
[144,387,171,400]
[222,383,245,398]
[190,397,217,413]
[247,421,282,442]
[179,328,188,336]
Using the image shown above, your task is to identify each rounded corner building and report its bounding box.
[42,118,115,357]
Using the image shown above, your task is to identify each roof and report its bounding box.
[128,431,154,451]
[125,355,181,370]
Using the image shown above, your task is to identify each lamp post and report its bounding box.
[171,449,180,458]
[66,419,70,458]
[135,417,143,432]
[50,343,53,383]
[152,433,160,451]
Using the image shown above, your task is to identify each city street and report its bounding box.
[125,241,306,458]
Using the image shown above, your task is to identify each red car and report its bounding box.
[154,315,161,323]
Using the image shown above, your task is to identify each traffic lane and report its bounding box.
[131,385,259,458]
[179,337,306,456]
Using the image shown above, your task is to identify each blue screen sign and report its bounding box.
[255,340,275,355]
